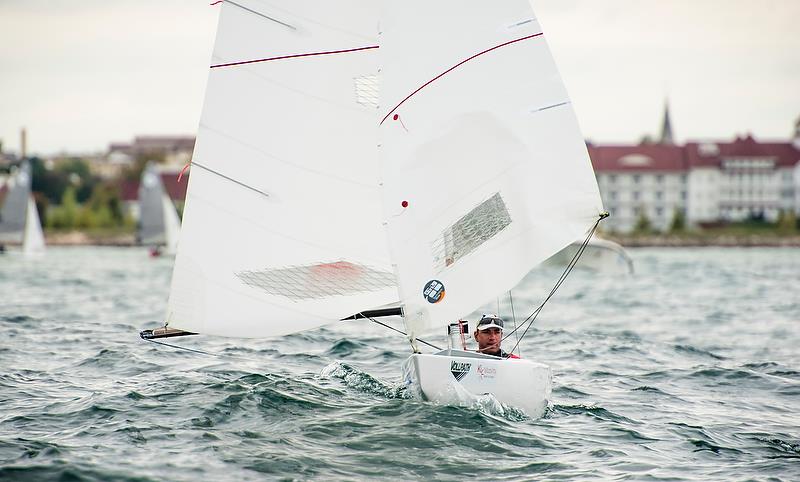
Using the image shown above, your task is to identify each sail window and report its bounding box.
[236,261,395,300]
[431,193,512,271]
[354,74,380,108]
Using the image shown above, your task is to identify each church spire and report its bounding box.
[659,99,674,145]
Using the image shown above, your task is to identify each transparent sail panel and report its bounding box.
[432,193,512,272]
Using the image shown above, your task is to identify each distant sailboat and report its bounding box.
[22,195,46,256]
[142,0,606,418]
[546,236,634,274]
[137,162,181,257]
[0,160,45,256]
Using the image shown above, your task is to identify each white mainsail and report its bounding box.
[377,0,605,338]
[165,1,397,337]
[22,195,46,256]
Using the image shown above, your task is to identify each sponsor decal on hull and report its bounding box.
[476,364,497,380]
[450,360,472,381]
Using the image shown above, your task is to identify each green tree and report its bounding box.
[634,209,652,234]
[47,187,80,229]
[777,210,797,233]
[669,207,686,233]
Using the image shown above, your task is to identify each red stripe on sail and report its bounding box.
[380,33,544,125]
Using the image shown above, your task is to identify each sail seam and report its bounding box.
[210,45,379,69]
[380,32,544,125]
[221,0,297,31]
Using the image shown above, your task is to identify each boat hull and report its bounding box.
[402,350,551,418]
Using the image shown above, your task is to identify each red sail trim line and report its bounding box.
[177,162,191,183]
[380,32,544,125]
[210,45,379,69]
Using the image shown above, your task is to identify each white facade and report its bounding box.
[687,167,721,225]
[597,171,687,233]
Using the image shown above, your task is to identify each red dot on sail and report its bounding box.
[393,114,399,121]
[401,200,408,208]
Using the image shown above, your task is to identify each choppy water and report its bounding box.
[1,247,799,481]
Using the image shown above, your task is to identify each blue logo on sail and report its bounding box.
[423,280,445,304]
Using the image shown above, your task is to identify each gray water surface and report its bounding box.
[1,247,799,480]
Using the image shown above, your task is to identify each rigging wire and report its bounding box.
[142,337,220,357]
[508,290,521,357]
[503,214,606,355]
[360,314,442,351]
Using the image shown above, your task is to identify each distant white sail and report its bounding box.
[377,0,605,337]
[161,193,181,256]
[22,195,45,256]
[165,1,397,337]
[138,162,171,246]
[0,161,33,245]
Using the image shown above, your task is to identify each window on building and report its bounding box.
[610,191,618,200]
[609,174,617,183]
[633,174,641,183]
[655,191,663,200]
[681,191,687,200]
[633,191,640,201]
[656,174,663,183]
[656,207,663,217]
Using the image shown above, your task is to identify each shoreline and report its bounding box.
[605,234,800,247]
[39,231,800,248]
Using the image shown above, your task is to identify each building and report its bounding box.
[590,106,800,233]
[108,136,195,166]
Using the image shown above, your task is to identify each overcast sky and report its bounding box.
[1,0,798,156]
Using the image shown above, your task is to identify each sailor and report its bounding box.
[474,314,519,359]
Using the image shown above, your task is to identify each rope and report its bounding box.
[360,314,442,351]
[503,215,605,355]
[143,337,219,357]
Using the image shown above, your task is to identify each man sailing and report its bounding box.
[473,314,520,359]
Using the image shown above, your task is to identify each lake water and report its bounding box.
[1,247,799,480]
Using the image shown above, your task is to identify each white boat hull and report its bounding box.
[402,350,551,418]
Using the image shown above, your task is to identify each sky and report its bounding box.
[1,0,798,156]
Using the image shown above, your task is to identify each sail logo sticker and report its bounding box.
[423,280,445,304]
[450,361,472,382]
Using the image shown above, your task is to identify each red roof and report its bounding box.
[119,172,189,202]
[589,135,800,172]
[588,144,687,172]
[686,134,800,168]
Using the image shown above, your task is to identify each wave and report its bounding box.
[319,361,408,400]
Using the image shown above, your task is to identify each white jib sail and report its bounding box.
[161,193,181,256]
[22,195,45,256]
[166,0,397,337]
[378,0,605,338]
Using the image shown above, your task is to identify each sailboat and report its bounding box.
[141,0,605,418]
[546,236,634,274]
[137,162,181,257]
[0,160,45,256]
